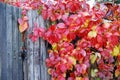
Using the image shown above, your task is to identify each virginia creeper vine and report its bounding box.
[1,0,120,80]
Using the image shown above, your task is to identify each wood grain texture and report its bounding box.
[12,6,19,80]
[39,15,50,80]
[1,3,7,80]
[26,10,50,80]
[0,3,23,80]
[0,2,50,80]
[27,10,34,80]
[33,11,41,80]
[6,4,13,80]
[0,2,5,80]
[18,8,23,80]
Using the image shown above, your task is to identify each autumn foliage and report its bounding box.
[1,0,120,80]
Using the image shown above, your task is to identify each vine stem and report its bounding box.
[88,61,91,80]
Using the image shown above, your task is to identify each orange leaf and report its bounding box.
[115,69,120,77]
[76,77,83,80]
[19,22,28,33]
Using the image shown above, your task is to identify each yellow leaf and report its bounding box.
[52,43,57,51]
[88,30,97,38]
[19,22,28,33]
[47,68,51,74]
[112,46,119,56]
[84,20,89,28]
[69,56,76,65]
[118,44,120,50]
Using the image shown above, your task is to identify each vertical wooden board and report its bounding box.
[0,24,1,80]
[23,59,28,80]
[6,4,13,80]
[0,3,23,80]
[12,6,19,80]
[0,2,3,80]
[33,10,40,80]
[27,10,34,80]
[40,38,50,80]
[18,8,23,80]
[1,3,7,80]
[39,15,50,80]
[26,10,50,80]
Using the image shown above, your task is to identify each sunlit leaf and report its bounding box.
[48,68,52,74]
[112,46,119,56]
[52,43,57,51]
[69,56,76,65]
[75,77,82,80]
[88,30,97,38]
[115,69,120,77]
[19,22,28,33]
[91,69,98,77]
[90,54,97,64]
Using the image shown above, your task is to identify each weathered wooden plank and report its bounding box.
[6,4,13,80]
[12,6,19,80]
[0,3,7,80]
[23,58,28,80]
[0,3,23,80]
[0,3,51,80]
[27,10,34,80]
[26,10,50,80]
[18,8,23,80]
[0,2,3,80]
[33,11,41,80]
[39,15,50,80]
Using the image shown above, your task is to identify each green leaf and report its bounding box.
[91,69,98,77]
[90,54,97,64]
[96,78,101,80]
[37,6,43,15]
[37,10,41,15]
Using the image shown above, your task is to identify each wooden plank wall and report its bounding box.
[0,2,50,80]
[26,10,50,80]
[0,2,23,80]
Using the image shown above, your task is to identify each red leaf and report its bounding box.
[33,27,39,36]
[60,64,67,73]
[42,9,48,20]
[67,32,76,41]
[68,77,74,80]
[58,75,65,80]
[22,9,27,15]
[108,35,119,47]
[18,18,23,25]
[49,25,56,31]
[29,34,39,42]
[23,16,29,21]
[57,23,66,28]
